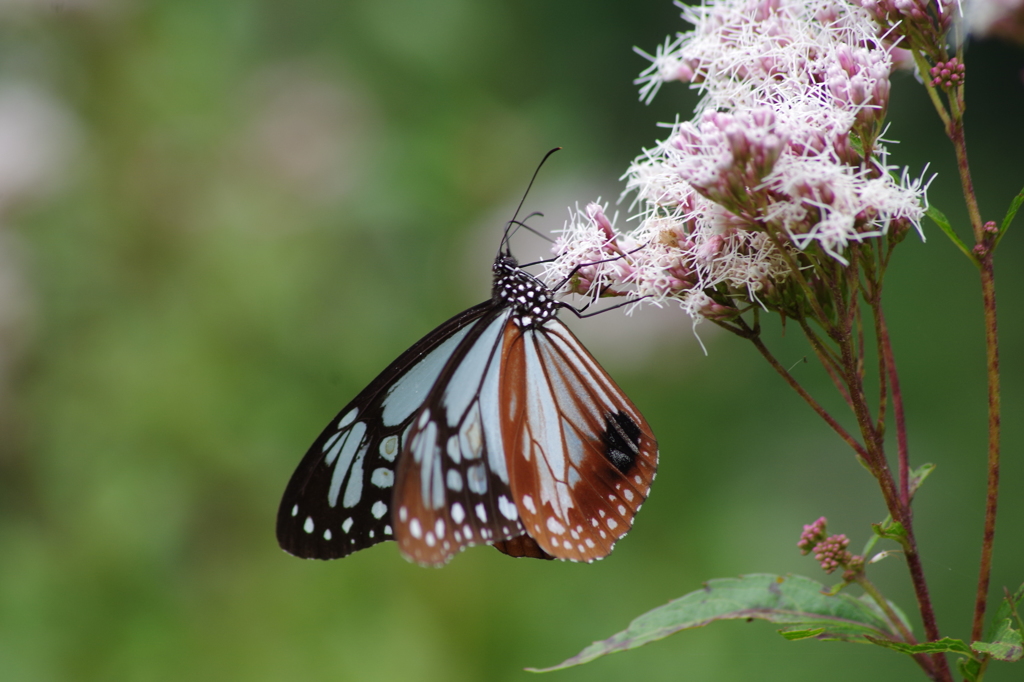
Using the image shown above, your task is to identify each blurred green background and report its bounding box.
[0,1,1021,680]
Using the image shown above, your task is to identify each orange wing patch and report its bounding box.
[499,320,658,563]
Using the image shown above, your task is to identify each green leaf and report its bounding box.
[872,519,907,544]
[997,186,1024,246]
[863,467,932,558]
[926,205,975,263]
[972,619,1024,662]
[985,583,1024,641]
[528,574,904,672]
[957,655,981,682]
[780,627,827,641]
[864,636,973,656]
[908,463,935,500]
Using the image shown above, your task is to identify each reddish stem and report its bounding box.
[831,289,951,681]
[944,78,1002,647]
[874,306,910,508]
[971,253,1002,643]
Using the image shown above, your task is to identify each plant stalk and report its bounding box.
[971,253,1002,643]
[873,305,910,508]
[833,320,951,681]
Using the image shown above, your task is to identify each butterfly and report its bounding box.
[276,164,658,567]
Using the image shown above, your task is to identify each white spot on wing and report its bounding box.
[522,495,536,514]
[342,517,353,533]
[475,503,487,522]
[303,517,314,533]
[466,463,487,494]
[323,529,332,541]
[291,504,298,517]
[409,518,422,538]
[327,422,368,505]
[337,408,358,429]
[547,517,565,534]
[371,468,394,488]
[446,435,461,464]
[446,469,463,492]
[322,430,343,453]
[497,495,518,521]
[410,420,444,509]
[459,404,484,460]
[341,444,369,508]
[379,435,399,462]
[451,502,465,524]
[371,500,387,519]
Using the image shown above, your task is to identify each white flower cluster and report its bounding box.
[546,0,928,321]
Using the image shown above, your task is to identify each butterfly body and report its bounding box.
[277,253,658,566]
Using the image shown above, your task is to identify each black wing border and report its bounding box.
[276,297,503,557]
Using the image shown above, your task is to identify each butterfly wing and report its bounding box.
[276,300,499,560]
[279,260,657,566]
[499,317,658,563]
[391,310,536,566]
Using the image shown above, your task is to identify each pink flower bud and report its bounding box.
[813,534,853,574]
[798,517,829,553]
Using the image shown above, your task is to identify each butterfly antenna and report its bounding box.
[506,216,556,245]
[500,147,562,257]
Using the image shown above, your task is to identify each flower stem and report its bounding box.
[872,304,910,508]
[971,253,1002,643]
[939,71,1002,647]
[833,323,952,682]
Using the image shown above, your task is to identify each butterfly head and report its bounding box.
[492,255,559,329]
